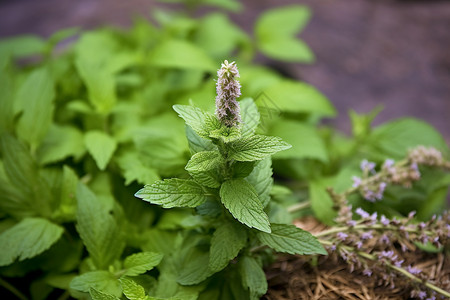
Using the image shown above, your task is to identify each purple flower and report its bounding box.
[381,215,390,225]
[346,220,357,227]
[383,159,395,168]
[361,231,373,240]
[337,232,348,241]
[215,60,241,127]
[406,265,422,275]
[363,269,372,277]
[352,176,362,188]
[355,241,363,249]
[355,208,370,219]
[360,159,376,172]
[380,234,390,244]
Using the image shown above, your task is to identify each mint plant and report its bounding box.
[135,60,326,298]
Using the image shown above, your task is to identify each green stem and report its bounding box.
[287,201,311,213]
[0,277,29,300]
[315,224,432,238]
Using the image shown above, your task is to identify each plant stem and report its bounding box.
[287,201,311,213]
[315,224,433,238]
[0,277,29,300]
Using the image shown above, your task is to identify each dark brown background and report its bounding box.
[1,0,449,141]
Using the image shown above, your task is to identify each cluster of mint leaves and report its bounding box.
[135,94,326,298]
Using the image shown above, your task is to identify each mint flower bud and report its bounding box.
[215,60,242,128]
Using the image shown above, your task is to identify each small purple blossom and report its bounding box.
[381,215,390,225]
[406,265,422,275]
[352,176,362,188]
[361,231,373,240]
[360,159,376,173]
[383,159,395,168]
[346,220,357,226]
[355,241,363,249]
[380,234,390,244]
[355,208,370,219]
[363,268,372,277]
[337,232,348,241]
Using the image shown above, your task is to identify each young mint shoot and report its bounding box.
[135,60,326,298]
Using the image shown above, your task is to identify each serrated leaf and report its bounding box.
[220,179,271,233]
[185,125,216,154]
[90,288,121,300]
[16,68,55,149]
[190,169,221,188]
[149,39,216,71]
[209,125,241,143]
[185,151,222,173]
[37,124,85,165]
[268,120,328,161]
[258,80,336,116]
[209,222,247,272]
[135,179,207,208]
[245,158,273,208]
[70,271,121,297]
[85,131,117,170]
[173,105,219,138]
[239,256,267,299]
[229,135,291,162]
[76,183,125,269]
[119,278,147,300]
[257,223,326,255]
[0,218,64,266]
[239,98,260,138]
[123,252,164,276]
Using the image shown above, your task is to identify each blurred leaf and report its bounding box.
[70,271,122,297]
[37,124,85,165]
[76,183,125,269]
[149,40,216,71]
[116,152,160,185]
[269,120,328,161]
[255,5,313,62]
[239,256,267,299]
[16,68,55,149]
[0,218,64,266]
[309,179,337,226]
[0,35,45,57]
[257,80,335,116]
[85,131,117,171]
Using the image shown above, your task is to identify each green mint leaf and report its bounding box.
[0,63,14,134]
[148,39,216,71]
[173,105,219,139]
[123,252,164,276]
[209,221,247,272]
[196,199,222,217]
[16,68,55,149]
[119,277,147,300]
[255,5,313,62]
[245,158,273,208]
[232,161,255,178]
[309,180,336,226]
[190,169,221,188]
[36,124,85,165]
[116,152,160,186]
[185,151,222,173]
[0,218,64,266]
[257,223,327,255]
[220,179,271,233]
[208,125,241,143]
[368,118,449,159]
[0,35,45,58]
[239,98,260,138]
[75,58,116,114]
[85,131,117,171]
[268,120,328,161]
[185,125,216,154]
[177,249,214,286]
[70,271,121,297]
[76,183,125,269]
[259,80,336,116]
[229,135,291,162]
[239,256,268,299]
[135,179,207,208]
[90,288,120,300]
